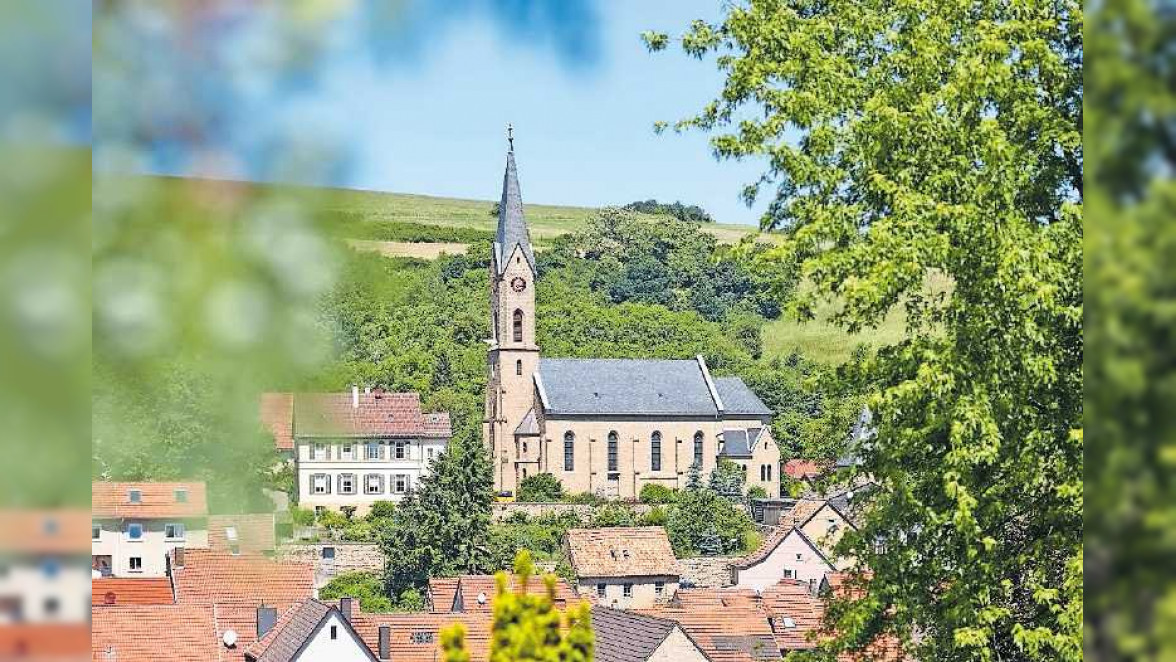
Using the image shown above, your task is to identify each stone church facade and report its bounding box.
[483,144,780,500]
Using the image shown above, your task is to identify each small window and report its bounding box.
[783,568,795,579]
[129,557,143,572]
[623,583,633,598]
[43,597,60,617]
[563,432,575,472]
[128,490,142,504]
[330,625,338,640]
[343,443,354,458]
[174,489,188,503]
[340,474,356,495]
[522,441,528,454]
[366,442,380,460]
[312,475,328,494]
[225,526,239,542]
[314,443,326,459]
[322,546,336,560]
[41,559,59,579]
[92,524,101,540]
[767,464,773,481]
[365,474,383,495]
[165,523,185,540]
[655,581,665,597]
[693,432,704,468]
[427,448,436,462]
[395,442,407,460]
[411,632,435,644]
[127,523,143,540]
[596,584,606,597]
[395,475,407,493]
[516,360,523,376]
[795,553,803,561]
[651,431,662,471]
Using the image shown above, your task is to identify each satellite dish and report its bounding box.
[222,630,238,647]
[477,592,487,605]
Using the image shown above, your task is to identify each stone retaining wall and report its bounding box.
[492,502,655,521]
[678,556,736,588]
[276,542,385,589]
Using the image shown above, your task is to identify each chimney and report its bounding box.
[339,597,353,623]
[256,606,278,638]
[351,385,360,409]
[378,626,391,660]
[174,548,185,568]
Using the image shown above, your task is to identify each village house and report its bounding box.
[262,388,451,516]
[565,526,681,609]
[731,497,862,591]
[591,606,711,662]
[0,509,92,624]
[91,482,209,578]
[482,144,782,499]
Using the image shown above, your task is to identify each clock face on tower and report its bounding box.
[510,277,527,293]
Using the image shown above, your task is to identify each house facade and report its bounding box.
[483,144,781,499]
[91,482,209,578]
[565,527,681,609]
[0,510,92,624]
[265,389,451,516]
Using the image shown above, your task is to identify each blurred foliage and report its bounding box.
[1085,0,1176,660]
[329,215,495,244]
[650,0,1082,659]
[442,551,593,662]
[621,199,714,224]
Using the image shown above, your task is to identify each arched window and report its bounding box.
[767,464,773,482]
[650,431,662,471]
[607,432,619,472]
[516,360,523,376]
[693,432,704,468]
[512,309,524,342]
[564,432,575,472]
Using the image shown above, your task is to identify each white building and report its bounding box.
[266,388,451,516]
[91,482,210,578]
[0,510,92,624]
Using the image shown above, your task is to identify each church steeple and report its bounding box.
[494,127,536,275]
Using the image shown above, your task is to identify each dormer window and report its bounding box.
[128,490,142,504]
[174,489,188,503]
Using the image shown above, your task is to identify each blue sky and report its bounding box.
[94,1,770,226]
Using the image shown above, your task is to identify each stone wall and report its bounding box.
[678,556,736,589]
[276,542,385,589]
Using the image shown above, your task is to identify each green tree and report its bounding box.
[708,459,746,503]
[638,483,678,504]
[647,0,1082,659]
[379,433,494,596]
[320,571,394,612]
[441,550,593,662]
[517,473,565,502]
[666,480,754,557]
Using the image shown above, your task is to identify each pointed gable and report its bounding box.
[494,149,536,275]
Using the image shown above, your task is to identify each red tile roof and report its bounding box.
[290,391,452,439]
[565,527,681,578]
[91,601,266,662]
[352,608,494,662]
[735,500,831,569]
[641,600,778,662]
[784,460,825,480]
[92,577,175,606]
[0,509,91,555]
[91,482,209,519]
[172,549,314,609]
[0,624,90,660]
[209,514,277,554]
[428,573,582,612]
[260,393,295,451]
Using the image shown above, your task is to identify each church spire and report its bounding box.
[494,126,535,275]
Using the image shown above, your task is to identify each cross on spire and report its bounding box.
[507,123,514,152]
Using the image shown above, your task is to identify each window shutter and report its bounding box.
[325,474,332,495]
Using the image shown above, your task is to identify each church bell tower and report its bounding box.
[484,126,539,495]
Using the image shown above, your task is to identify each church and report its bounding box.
[483,140,781,500]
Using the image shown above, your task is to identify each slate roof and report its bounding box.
[836,406,874,468]
[719,427,764,459]
[91,482,208,519]
[538,358,720,417]
[565,527,681,578]
[209,513,277,554]
[713,378,773,417]
[243,599,375,662]
[92,578,175,606]
[289,392,451,439]
[592,606,706,662]
[514,408,540,436]
[0,509,91,555]
[494,149,536,275]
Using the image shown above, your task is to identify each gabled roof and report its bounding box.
[172,549,314,609]
[592,606,710,662]
[91,482,208,519]
[92,578,175,606]
[351,609,494,662]
[538,358,721,417]
[261,393,295,451]
[565,527,681,578]
[734,501,834,570]
[290,392,451,439]
[209,513,278,554]
[493,149,536,275]
[639,601,778,662]
[713,378,773,417]
[719,427,765,459]
[784,460,825,480]
[244,599,376,662]
[0,509,90,554]
[428,573,580,613]
[513,408,540,436]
